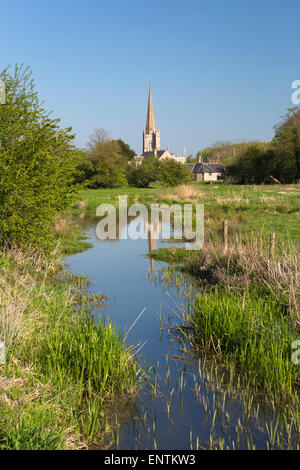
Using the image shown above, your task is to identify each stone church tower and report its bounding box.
[143,82,160,155]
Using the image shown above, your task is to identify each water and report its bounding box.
[64,214,296,450]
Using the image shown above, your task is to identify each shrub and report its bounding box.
[127,157,192,187]
[0,65,80,252]
[126,156,160,187]
[159,158,192,186]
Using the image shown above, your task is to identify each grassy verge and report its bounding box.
[187,289,299,397]
[75,183,300,245]
[0,248,141,449]
[53,213,93,255]
[148,233,300,401]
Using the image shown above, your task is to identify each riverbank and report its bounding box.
[147,239,299,398]
[76,183,300,398]
[75,183,300,245]
[0,245,141,450]
[67,196,300,449]
[146,233,300,448]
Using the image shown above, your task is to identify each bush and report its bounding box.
[127,157,192,187]
[126,156,160,187]
[83,140,128,188]
[159,158,193,186]
[0,65,79,252]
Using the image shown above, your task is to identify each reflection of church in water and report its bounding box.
[115,210,162,275]
[147,218,161,276]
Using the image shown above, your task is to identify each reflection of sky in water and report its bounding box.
[64,216,289,450]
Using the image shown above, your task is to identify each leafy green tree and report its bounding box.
[159,158,192,186]
[115,139,136,161]
[228,146,266,184]
[0,64,79,251]
[197,147,214,162]
[229,108,300,184]
[79,130,135,187]
[272,107,300,182]
[126,156,160,188]
[127,157,193,188]
[85,139,128,188]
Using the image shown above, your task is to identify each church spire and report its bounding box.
[146,81,155,133]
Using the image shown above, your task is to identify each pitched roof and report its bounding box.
[186,163,196,171]
[143,149,168,158]
[193,163,225,174]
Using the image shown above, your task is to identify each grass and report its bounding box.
[0,247,141,450]
[67,182,300,448]
[53,213,93,255]
[73,185,162,215]
[147,228,300,402]
[75,182,300,245]
[187,288,299,398]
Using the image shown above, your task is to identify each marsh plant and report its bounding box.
[0,247,142,449]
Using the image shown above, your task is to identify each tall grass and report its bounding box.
[0,247,140,449]
[149,232,300,399]
[39,313,138,399]
[187,289,299,398]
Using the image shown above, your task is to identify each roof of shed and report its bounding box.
[193,163,225,174]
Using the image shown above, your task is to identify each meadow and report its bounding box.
[76,182,300,404]
[2,182,298,449]
[76,182,300,245]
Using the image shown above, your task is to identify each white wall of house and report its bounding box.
[203,172,219,181]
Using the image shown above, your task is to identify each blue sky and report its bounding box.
[1,0,300,155]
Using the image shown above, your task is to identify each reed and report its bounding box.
[0,246,140,449]
[184,288,299,399]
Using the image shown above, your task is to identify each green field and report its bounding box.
[77,183,300,404]
[75,183,300,245]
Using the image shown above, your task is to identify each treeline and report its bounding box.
[76,129,192,189]
[127,156,192,188]
[228,108,300,184]
[0,65,192,251]
[194,141,269,167]
[194,109,300,184]
[0,65,80,251]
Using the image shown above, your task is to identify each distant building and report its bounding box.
[134,82,186,164]
[188,162,226,181]
[143,81,160,155]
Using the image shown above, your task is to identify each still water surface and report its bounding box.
[64,215,290,450]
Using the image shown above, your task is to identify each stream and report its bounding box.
[64,213,294,450]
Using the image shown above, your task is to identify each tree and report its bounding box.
[85,138,128,188]
[115,139,136,161]
[87,128,110,149]
[228,146,268,184]
[0,64,79,251]
[80,130,136,187]
[127,157,192,188]
[159,158,193,186]
[197,141,269,166]
[126,156,160,188]
[229,107,300,184]
[272,107,300,182]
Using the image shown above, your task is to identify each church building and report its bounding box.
[143,81,160,155]
[134,83,186,164]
